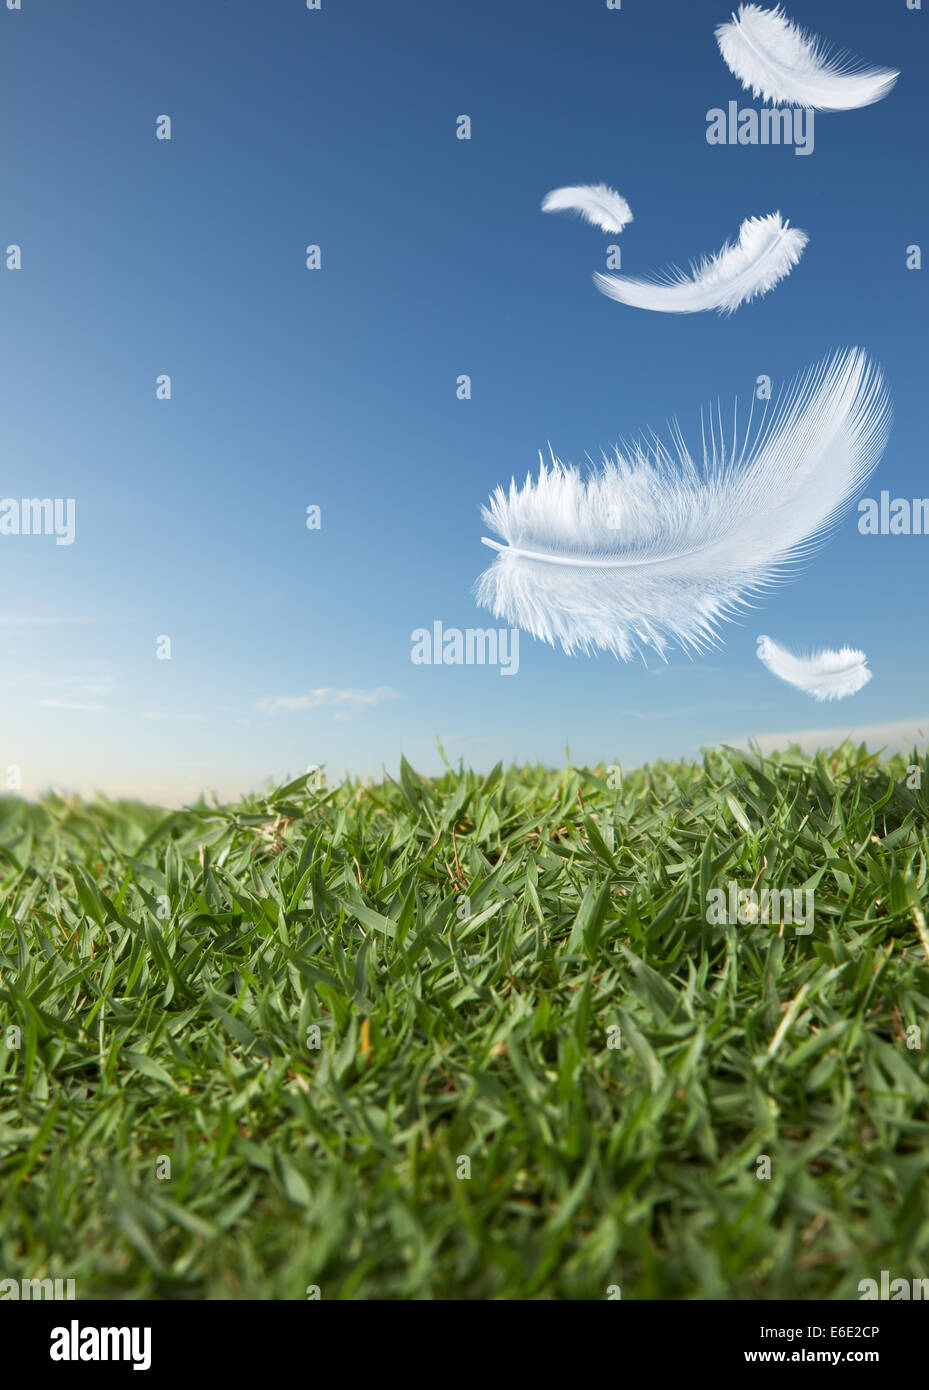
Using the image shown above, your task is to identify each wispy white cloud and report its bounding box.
[39,698,106,712]
[143,709,208,724]
[257,686,401,717]
[48,682,115,699]
[35,672,118,711]
[0,616,101,627]
[616,699,759,721]
[646,663,723,678]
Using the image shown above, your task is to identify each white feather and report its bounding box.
[593,212,807,316]
[756,635,872,701]
[542,183,633,235]
[475,350,891,662]
[716,4,899,112]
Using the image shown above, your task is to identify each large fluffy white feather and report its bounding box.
[756,635,872,700]
[475,350,890,662]
[542,183,633,235]
[716,4,899,111]
[592,212,806,315]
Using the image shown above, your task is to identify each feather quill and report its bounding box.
[756,635,872,700]
[716,4,899,111]
[475,349,890,662]
[593,212,806,315]
[542,183,633,235]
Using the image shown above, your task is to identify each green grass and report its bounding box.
[1,741,928,1300]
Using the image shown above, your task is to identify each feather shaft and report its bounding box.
[756,635,872,700]
[481,536,710,569]
[542,183,633,234]
[593,212,807,315]
[475,350,891,662]
[716,4,899,111]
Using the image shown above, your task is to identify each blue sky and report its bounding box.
[0,0,926,802]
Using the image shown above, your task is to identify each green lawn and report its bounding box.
[1,742,927,1299]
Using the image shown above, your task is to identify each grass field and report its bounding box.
[1,742,928,1300]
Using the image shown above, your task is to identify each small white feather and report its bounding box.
[593,212,807,315]
[475,349,891,662]
[542,183,633,235]
[756,635,872,701]
[716,4,899,112]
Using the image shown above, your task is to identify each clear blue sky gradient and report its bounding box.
[0,0,926,801]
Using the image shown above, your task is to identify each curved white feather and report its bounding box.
[475,350,891,662]
[542,183,633,235]
[593,213,807,315]
[756,635,871,701]
[716,4,899,111]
